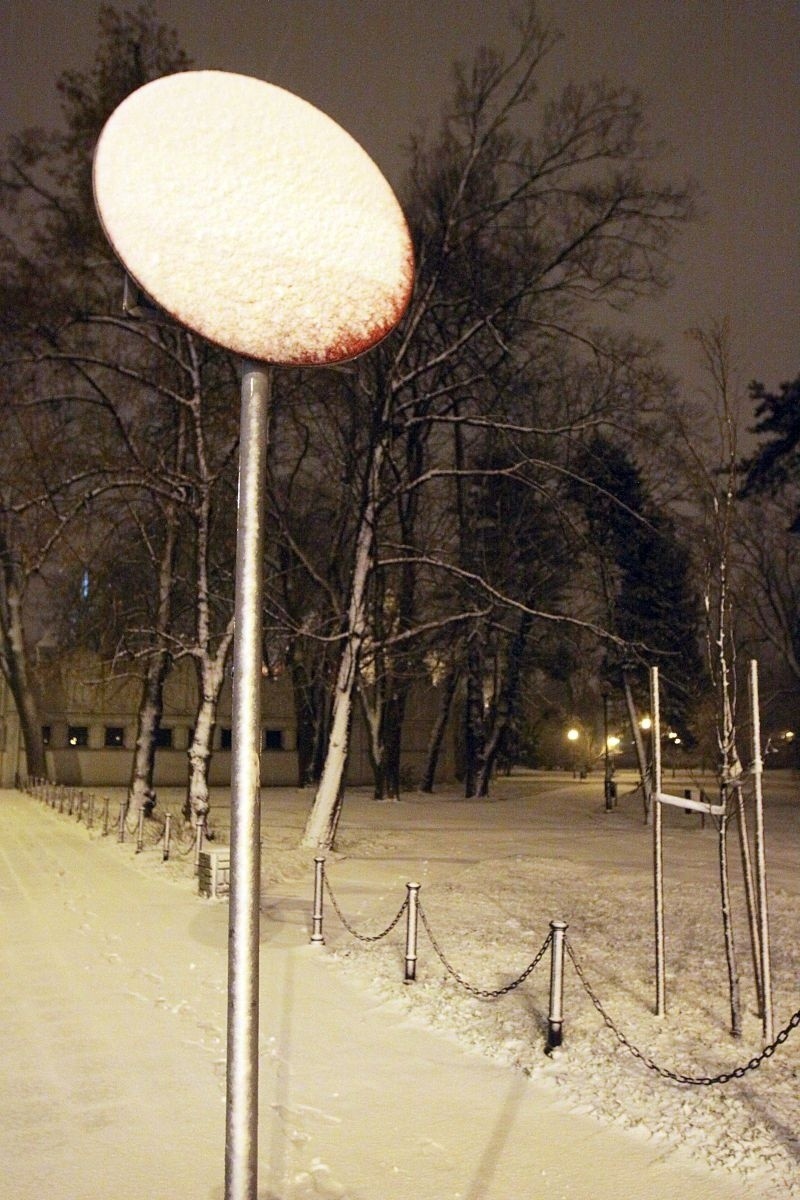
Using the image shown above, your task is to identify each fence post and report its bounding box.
[404,883,421,984]
[546,919,568,1052]
[136,806,145,853]
[163,812,172,861]
[76,791,84,822]
[117,799,126,843]
[87,794,95,829]
[102,797,110,837]
[310,856,325,945]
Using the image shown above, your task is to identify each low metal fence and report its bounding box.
[310,854,800,1085]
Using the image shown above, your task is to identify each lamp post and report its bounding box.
[601,687,613,809]
[639,715,652,803]
[566,727,580,777]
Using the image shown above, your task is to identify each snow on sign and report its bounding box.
[92,70,414,364]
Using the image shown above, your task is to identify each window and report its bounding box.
[220,727,232,750]
[262,728,284,751]
[155,727,173,749]
[104,726,125,748]
[67,725,88,747]
[41,725,51,747]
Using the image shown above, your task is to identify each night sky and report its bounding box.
[2,0,797,404]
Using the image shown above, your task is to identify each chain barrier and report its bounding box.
[323,874,409,943]
[418,899,552,999]
[566,938,800,1085]
[173,825,201,858]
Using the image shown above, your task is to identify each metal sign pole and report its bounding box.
[650,666,666,1018]
[225,361,271,1200]
[750,659,774,1044]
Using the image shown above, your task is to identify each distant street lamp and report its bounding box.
[601,687,614,809]
[566,726,580,777]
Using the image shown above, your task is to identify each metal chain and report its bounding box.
[170,824,200,858]
[323,875,409,943]
[418,899,552,999]
[566,938,800,1086]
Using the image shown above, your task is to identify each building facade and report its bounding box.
[0,650,454,790]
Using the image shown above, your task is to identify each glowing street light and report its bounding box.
[566,727,580,777]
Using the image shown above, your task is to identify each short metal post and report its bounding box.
[59,787,65,814]
[546,920,568,1052]
[102,797,110,836]
[76,791,84,822]
[163,812,172,861]
[136,806,145,853]
[117,799,126,843]
[404,883,421,983]
[310,856,325,944]
[87,794,94,829]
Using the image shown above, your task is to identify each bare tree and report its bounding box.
[300,2,694,848]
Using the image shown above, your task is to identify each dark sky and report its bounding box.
[2,0,798,403]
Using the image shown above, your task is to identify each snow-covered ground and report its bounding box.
[1,771,797,1198]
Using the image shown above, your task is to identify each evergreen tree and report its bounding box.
[739,374,800,529]
[574,435,705,739]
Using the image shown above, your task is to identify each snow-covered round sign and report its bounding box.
[93,71,414,364]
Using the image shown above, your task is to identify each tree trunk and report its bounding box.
[301,637,361,848]
[127,650,169,815]
[128,406,184,815]
[621,669,652,823]
[420,665,459,793]
[383,687,407,798]
[184,640,233,826]
[464,635,485,798]
[719,796,742,1038]
[0,527,45,778]
[301,441,384,849]
[185,691,216,826]
[290,660,317,787]
[474,614,531,797]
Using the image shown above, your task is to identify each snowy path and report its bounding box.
[0,788,765,1199]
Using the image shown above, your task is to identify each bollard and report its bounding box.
[310,857,325,945]
[546,920,568,1052]
[163,812,172,861]
[117,799,126,843]
[87,794,95,830]
[59,787,65,814]
[404,883,421,983]
[102,797,110,837]
[76,791,84,822]
[136,806,145,853]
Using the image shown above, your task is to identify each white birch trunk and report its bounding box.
[128,409,185,816]
[127,656,168,815]
[185,632,234,826]
[301,444,383,849]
